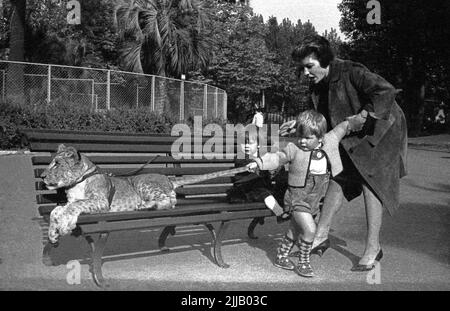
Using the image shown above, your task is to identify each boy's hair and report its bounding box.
[296,110,327,138]
[291,35,335,68]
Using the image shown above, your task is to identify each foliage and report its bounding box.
[263,17,318,117]
[1,0,119,68]
[0,100,176,149]
[114,0,212,77]
[338,0,450,135]
[27,0,119,68]
[189,1,283,123]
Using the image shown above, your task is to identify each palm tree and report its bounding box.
[114,0,212,113]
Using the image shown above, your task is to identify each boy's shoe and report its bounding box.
[273,256,295,270]
[294,262,314,277]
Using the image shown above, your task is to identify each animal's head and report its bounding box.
[40,144,96,190]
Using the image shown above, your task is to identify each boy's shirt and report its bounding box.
[254,122,348,187]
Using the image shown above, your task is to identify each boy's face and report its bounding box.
[297,133,322,151]
[241,136,258,156]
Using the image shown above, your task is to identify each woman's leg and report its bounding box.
[359,184,382,265]
[312,179,344,249]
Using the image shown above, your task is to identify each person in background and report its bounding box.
[227,124,289,222]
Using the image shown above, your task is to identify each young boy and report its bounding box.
[227,124,289,221]
[247,110,350,277]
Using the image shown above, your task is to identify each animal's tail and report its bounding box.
[171,166,249,189]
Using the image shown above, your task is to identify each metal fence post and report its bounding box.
[214,87,218,118]
[151,76,155,111]
[136,83,139,108]
[180,79,185,121]
[1,70,5,102]
[223,92,227,120]
[47,65,52,103]
[203,84,208,118]
[91,80,95,111]
[106,70,111,110]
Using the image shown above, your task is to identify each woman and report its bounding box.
[281,35,407,271]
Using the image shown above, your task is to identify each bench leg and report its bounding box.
[247,217,265,239]
[85,233,110,288]
[213,221,230,268]
[158,225,176,252]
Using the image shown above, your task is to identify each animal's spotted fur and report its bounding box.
[41,144,246,244]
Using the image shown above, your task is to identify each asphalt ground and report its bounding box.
[0,140,449,291]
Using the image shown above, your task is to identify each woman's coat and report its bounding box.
[311,58,408,214]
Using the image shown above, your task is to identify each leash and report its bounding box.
[102,155,160,177]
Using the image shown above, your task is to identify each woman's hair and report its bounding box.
[296,110,328,138]
[291,35,335,68]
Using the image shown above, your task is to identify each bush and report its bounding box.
[0,100,176,149]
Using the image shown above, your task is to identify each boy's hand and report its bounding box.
[280,120,296,136]
[346,112,367,132]
[246,162,258,172]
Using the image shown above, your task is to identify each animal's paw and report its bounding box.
[58,215,78,236]
[48,225,60,245]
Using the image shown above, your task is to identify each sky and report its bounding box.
[250,0,344,39]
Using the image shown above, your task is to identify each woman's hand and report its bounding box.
[280,120,297,136]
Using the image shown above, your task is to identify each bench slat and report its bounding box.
[34,166,234,179]
[79,209,272,234]
[35,176,233,191]
[22,128,240,144]
[30,142,238,154]
[176,185,231,196]
[31,155,236,165]
[29,142,175,153]
[36,200,266,223]
[36,184,231,204]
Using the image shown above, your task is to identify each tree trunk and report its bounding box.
[6,0,26,105]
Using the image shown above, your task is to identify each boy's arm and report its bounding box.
[249,144,293,171]
[329,120,350,142]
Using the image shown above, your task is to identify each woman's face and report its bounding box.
[300,54,329,84]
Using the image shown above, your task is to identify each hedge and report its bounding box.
[0,100,228,150]
[0,100,176,150]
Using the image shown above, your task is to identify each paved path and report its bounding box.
[0,147,449,291]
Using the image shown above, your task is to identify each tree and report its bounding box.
[114,0,211,76]
[338,0,450,136]
[6,0,26,104]
[27,0,119,68]
[190,2,283,122]
[264,17,320,118]
[115,0,212,114]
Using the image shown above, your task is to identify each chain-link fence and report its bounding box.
[0,60,227,121]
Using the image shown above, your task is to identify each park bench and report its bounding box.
[21,128,280,287]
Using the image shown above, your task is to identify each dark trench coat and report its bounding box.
[311,58,408,215]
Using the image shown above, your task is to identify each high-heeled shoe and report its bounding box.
[351,249,383,272]
[311,238,330,257]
